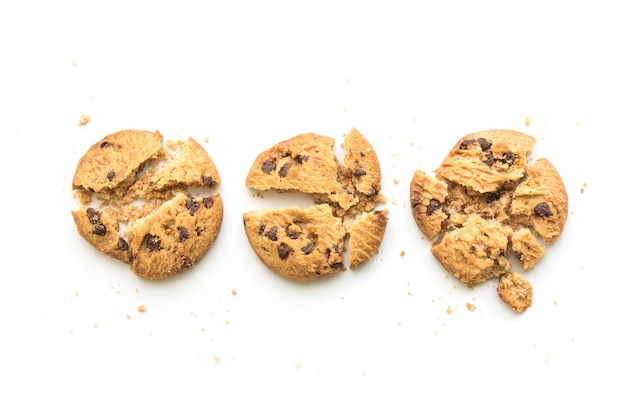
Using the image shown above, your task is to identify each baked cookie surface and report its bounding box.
[410,129,568,311]
[72,129,223,279]
[244,128,388,281]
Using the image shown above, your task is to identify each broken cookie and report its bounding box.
[72,129,223,279]
[410,129,568,311]
[243,128,388,281]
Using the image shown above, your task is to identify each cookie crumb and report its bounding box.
[393,178,400,185]
[400,250,406,257]
[466,302,476,312]
[446,306,452,315]
[231,289,237,295]
[78,114,91,125]
[524,116,531,127]
[126,314,132,320]
[137,304,146,312]
[213,356,221,364]
[203,137,209,143]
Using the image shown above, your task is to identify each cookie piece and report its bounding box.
[410,129,567,311]
[244,128,388,280]
[431,214,512,287]
[510,158,568,243]
[409,170,449,240]
[243,204,347,281]
[511,228,545,270]
[497,272,533,313]
[72,129,223,279]
[436,129,535,193]
[348,209,389,269]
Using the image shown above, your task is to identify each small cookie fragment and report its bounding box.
[498,272,533,313]
[511,228,545,270]
[244,128,388,280]
[71,129,223,280]
[410,129,567,311]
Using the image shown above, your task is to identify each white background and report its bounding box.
[1,1,624,415]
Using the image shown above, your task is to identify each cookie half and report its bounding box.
[244,128,388,281]
[72,129,223,279]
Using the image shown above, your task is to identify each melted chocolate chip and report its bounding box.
[261,159,276,174]
[86,208,102,224]
[117,238,129,251]
[93,224,107,236]
[330,262,344,269]
[295,155,308,164]
[502,151,517,164]
[477,138,492,151]
[301,241,315,255]
[258,223,266,235]
[277,243,293,260]
[426,199,441,215]
[106,171,115,181]
[203,197,214,208]
[145,234,161,251]
[483,151,495,167]
[178,227,189,242]
[459,139,476,150]
[266,226,278,241]
[186,198,201,216]
[485,192,501,203]
[279,163,292,178]
[202,175,216,187]
[354,168,366,176]
[533,202,553,217]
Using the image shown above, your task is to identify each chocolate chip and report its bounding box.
[485,192,501,203]
[186,198,201,216]
[277,243,293,260]
[202,175,216,187]
[295,155,308,163]
[261,159,276,174]
[196,226,203,236]
[258,222,266,235]
[533,202,553,217]
[93,223,106,236]
[330,262,344,269]
[145,234,161,251]
[117,238,129,251]
[502,151,517,164]
[86,208,102,224]
[426,199,441,215]
[279,163,292,178]
[477,138,492,151]
[459,139,476,150]
[99,141,115,149]
[286,224,302,239]
[301,241,315,255]
[106,171,115,181]
[178,227,189,242]
[266,226,278,241]
[354,168,366,176]
[203,197,214,208]
[483,151,495,167]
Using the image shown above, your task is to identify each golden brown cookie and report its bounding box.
[410,129,568,311]
[497,272,533,313]
[244,128,388,281]
[72,129,223,280]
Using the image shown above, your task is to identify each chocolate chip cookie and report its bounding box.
[244,128,388,281]
[72,129,223,279]
[410,129,568,311]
